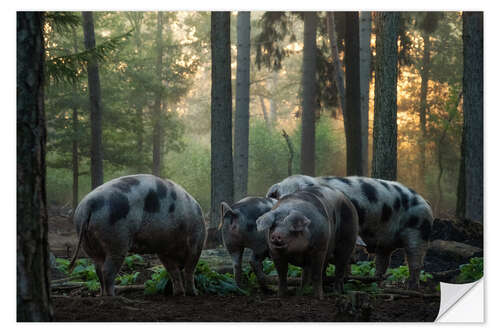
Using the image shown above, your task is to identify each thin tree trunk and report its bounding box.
[300,12,318,176]
[458,12,483,222]
[269,71,278,125]
[234,11,251,201]
[131,13,145,171]
[152,12,164,177]
[418,31,430,192]
[210,12,234,240]
[371,12,399,181]
[258,95,270,127]
[359,11,372,176]
[344,12,363,176]
[17,11,53,321]
[71,28,79,211]
[82,12,103,189]
[327,12,346,116]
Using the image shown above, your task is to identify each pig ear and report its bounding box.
[219,202,234,230]
[266,184,280,199]
[287,211,311,232]
[220,201,234,218]
[256,211,276,231]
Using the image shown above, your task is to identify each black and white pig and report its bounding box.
[266,174,434,289]
[219,197,277,291]
[69,174,206,296]
[257,186,359,299]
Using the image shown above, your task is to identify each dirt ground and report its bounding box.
[52,292,440,322]
[48,213,444,322]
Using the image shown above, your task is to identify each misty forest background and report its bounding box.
[44,11,478,231]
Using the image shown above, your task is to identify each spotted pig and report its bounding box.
[266,174,433,289]
[69,174,206,296]
[257,186,358,299]
[219,196,277,291]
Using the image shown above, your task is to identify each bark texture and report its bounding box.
[371,12,399,181]
[234,11,251,201]
[152,12,164,177]
[82,12,104,188]
[344,12,363,176]
[457,12,483,222]
[359,11,372,176]
[210,12,234,234]
[17,11,53,321]
[300,12,318,176]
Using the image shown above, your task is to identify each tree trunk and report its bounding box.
[71,28,79,211]
[344,12,363,176]
[269,71,278,126]
[82,12,103,189]
[300,12,318,176]
[418,31,430,192]
[210,12,234,239]
[359,11,372,176]
[327,12,345,116]
[258,95,270,127]
[152,12,164,177]
[72,106,79,211]
[458,12,483,222]
[234,11,251,201]
[371,12,399,181]
[17,11,53,321]
[130,14,145,172]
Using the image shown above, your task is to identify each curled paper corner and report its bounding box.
[435,278,484,322]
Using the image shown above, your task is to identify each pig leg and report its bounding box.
[158,254,185,296]
[183,258,199,296]
[250,252,270,291]
[301,266,311,289]
[375,249,393,282]
[405,244,426,290]
[310,257,325,300]
[229,248,244,287]
[94,260,105,296]
[275,259,289,298]
[102,254,126,296]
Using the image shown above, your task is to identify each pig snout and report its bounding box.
[270,231,287,248]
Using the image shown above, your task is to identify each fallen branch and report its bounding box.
[381,287,439,298]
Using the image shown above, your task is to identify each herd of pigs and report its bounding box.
[68,173,433,300]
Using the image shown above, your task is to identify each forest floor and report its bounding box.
[48,212,481,322]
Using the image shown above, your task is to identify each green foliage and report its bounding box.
[194,261,249,296]
[456,257,483,283]
[144,266,170,295]
[350,261,376,277]
[116,272,141,286]
[144,260,249,296]
[71,258,98,281]
[164,138,211,212]
[386,265,433,283]
[123,254,145,270]
[55,258,70,274]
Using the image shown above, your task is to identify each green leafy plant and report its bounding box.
[351,261,375,277]
[116,271,140,286]
[144,265,170,295]
[326,264,336,277]
[55,258,70,274]
[386,265,433,283]
[71,258,98,281]
[123,254,145,270]
[456,257,483,283]
[144,261,249,296]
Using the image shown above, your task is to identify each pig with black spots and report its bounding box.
[266,174,433,289]
[69,174,206,296]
